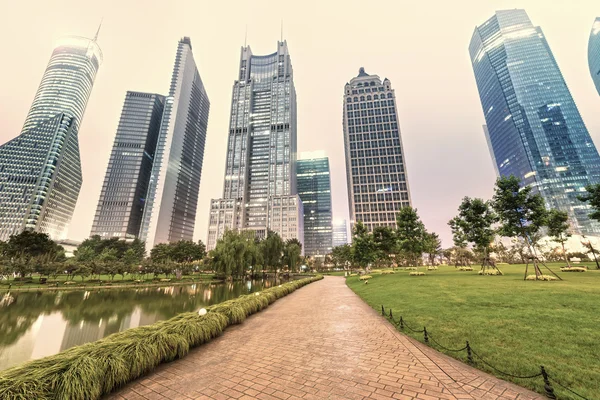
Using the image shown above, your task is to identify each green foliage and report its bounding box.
[260,230,284,271]
[577,184,600,222]
[331,244,352,269]
[0,276,322,399]
[210,230,260,279]
[352,221,378,267]
[450,197,497,252]
[396,207,427,266]
[150,240,205,264]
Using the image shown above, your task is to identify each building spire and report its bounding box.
[244,24,248,47]
[93,18,103,42]
[280,19,283,42]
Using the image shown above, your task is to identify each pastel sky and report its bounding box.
[1,0,599,246]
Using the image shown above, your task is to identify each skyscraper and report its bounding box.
[207,41,302,250]
[332,219,349,248]
[589,17,600,96]
[297,152,332,257]
[139,38,210,247]
[90,92,165,239]
[0,35,102,241]
[470,9,600,235]
[342,68,411,232]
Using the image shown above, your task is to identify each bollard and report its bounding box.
[381,305,385,316]
[389,309,393,319]
[466,341,473,364]
[399,316,404,330]
[540,366,556,399]
[423,327,429,344]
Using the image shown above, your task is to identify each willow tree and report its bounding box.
[449,197,500,274]
[492,175,560,280]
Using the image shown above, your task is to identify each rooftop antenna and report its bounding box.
[244,24,248,47]
[280,19,283,42]
[93,17,103,42]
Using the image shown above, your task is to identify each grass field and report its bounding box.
[346,263,600,400]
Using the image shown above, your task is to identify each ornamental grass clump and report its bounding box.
[359,275,372,280]
[458,266,473,271]
[560,267,587,272]
[478,269,503,276]
[349,273,357,276]
[0,275,322,400]
[525,274,558,281]
[409,271,425,276]
[427,266,438,271]
[381,271,395,274]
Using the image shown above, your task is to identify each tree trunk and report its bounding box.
[561,242,570,267]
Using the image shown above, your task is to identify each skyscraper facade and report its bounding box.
[589,17,600,96]
[297,152,332,257]
[0,35,101,241]
[332,220,349,248]
[342,68,411,232]
[470,9,600,235]
[90,92,165,239]
[139,38,210,247]
[207,41,302,250]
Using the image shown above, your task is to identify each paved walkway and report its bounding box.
[107,277,543,400]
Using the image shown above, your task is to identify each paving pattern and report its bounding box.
[106,276,544,400]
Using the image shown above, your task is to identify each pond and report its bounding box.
[0,278,283,371]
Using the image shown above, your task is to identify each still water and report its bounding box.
[0,279,280,371]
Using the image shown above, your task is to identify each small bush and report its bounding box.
[159,278,171,282]
[359,275,372,280]
[478,269,503,276]
[458,267,473,271]
[349,273,357,277]
[63,281,77,285]
[409,272,425,276]
[427,266,438,271]
[525,274,558,281]
[405,267,418,271]
[560,267,586,272]
[381,271,395,275]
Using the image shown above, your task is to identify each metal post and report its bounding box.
[389,309,393,319]
[466,341,473,364]
[423,327,429,344]
[399,316,404,330]
[381,305,385,316]
[540,366,556,399]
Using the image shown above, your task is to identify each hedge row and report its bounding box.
[0,275,322,400]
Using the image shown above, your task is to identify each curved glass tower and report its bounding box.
[0,35,101,241]
[470,9,600,235]
[22,36,102,133]
[589,17,600,96]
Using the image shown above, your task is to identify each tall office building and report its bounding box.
[297,151,332,257]
[332,219,349,248]
[0,35,102,241]
[90,92,165,239]
[342,68,411,232]
[470,9,600,235]
[589,17,600,96]
[207,41,302,250]
[139,38,210,247]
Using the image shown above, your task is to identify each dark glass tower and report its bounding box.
[297,153,332,257]
[470,9,600,234]
[589,18,600,96]
[90,92,165,239]
[342,68,412,232]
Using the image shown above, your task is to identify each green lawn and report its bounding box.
[346,263,600,400]
[0,273,216,289]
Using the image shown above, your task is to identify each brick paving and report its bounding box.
[106,276,544,400]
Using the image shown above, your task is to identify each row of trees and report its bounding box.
[209,230,302,279]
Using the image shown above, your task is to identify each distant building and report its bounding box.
[297,152,332,257]
[0,35,102,241]
[470,9,600,235]
[342,68,411,232]
[589,17,600,96]
[90,92,165,239]
[332,220,349,248]
[139,38,210,247]
[207,41,302,250]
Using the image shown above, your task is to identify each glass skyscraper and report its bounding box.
[0,35,102,241]
[139,38,210,247]
[332,220,349,248]
[342,68,412,232]
[90,92,165,239]
[589,17,600,96]
[297,152,332,257]
[470,9,600,235]
[207,41,303,250]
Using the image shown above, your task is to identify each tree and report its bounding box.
[546,209,572,267]
[449,197,499,273]
[352,221,377,268]
[395,207,426,267]
[577,184,600,222]
[581,235,600,269]
[372,226,396,267]
[260,230,284,272]
[331,244,353,270]
[422,232,442,266]
[492,175,558,280]
[283,239,302,272]
[5,231,64,264]
[150,243,172,263]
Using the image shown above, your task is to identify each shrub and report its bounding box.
[63,281,77,285]
[525,275,557,281]
[404,267,417,271]
[560,267,586,272]
[359,275,372,280]
[349,273,357,277]
[458,267,473,271]
[381,271,395,275]
[409,272,425,276]
[427,266,438,271]
[478,269,503,276]
[0,275,322,400]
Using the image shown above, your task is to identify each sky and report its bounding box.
[0,0,599,247]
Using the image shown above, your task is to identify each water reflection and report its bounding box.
[0,279,282,371]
